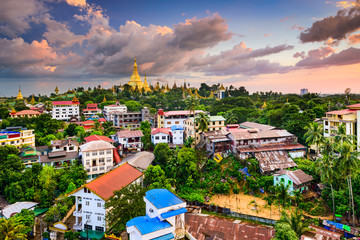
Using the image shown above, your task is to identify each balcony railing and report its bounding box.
[73,221,82,230]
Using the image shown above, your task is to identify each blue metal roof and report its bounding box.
[150,233,174,240]
[161,207,187,219]
[171,125,183,131]
[145,189,184,209]
[126,216,171,235]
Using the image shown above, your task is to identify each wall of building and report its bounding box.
[81,149,113,179]
[151,132,170,145]
[172,130,183,145]
[52,104,79,121]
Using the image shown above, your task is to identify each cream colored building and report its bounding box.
[0,127,35,148]
[80,140,115,180]
[184,115,225,142]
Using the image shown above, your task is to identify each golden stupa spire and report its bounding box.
[54,86,59,95]
[219,83,225,90]
[262,101,267,109]
[11,108,16,114]
[209,90,214,98]
[38,95,41,102]
[143,74,151,92]
[72,96,79,102]
[30,94,36,105]
[102,95,107,103]
[128,58,143,90]
[16,85,23,100]
[111,85,115,93]
[155,81,160,91]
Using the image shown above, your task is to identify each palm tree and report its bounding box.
[195,112,210,146]
[185,96,199,146]
[335,123,354,144]
[280,209,313,238]
[315,144,336,220]
[292,190,304,207]
[304,122,324,157]
[0,218,27,240]
[263,193,275,219]
[184,136,194,148]
[338,141,360,226]
[224,111,237,124]
[275,182,291,216]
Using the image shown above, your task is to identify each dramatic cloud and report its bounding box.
[0,0,45,37]
[348,33,360,44]
[169,14,232,50]
[300,6,360,43]
[186,42,293,76]
[65,0,86,7]
[293,51,306,59]
[296,47,360,67]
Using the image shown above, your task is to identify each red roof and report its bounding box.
[84,135,115,143]
[82,120,95,125]
[10,110,41,116]
[83,108,101,111]
[347,103,360,109]
[53,101,79,105]
[86,163,142,200]
[164,110,203,117]
[326,109,356,115]
[98,118,106,122]
[151,128,172,135]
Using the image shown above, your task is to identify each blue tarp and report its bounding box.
[239,167,251,177]
[327,220,343,230]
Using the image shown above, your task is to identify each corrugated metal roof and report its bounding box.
[326,109,356,115]
[161,207,187,219]
[284,169,314,185]
[255,150,297,173]
[238,143,306,153]
[145,189,184,209]
[126,216,171,235]
[230,128,293,140]
[116,130,143,138]
[84,135,115,143]
[239,122,276,131]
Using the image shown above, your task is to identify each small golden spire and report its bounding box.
[143,74,151,92]
[72,96,79,102]
[16,86,23,100]
[209,90,214,98]
[219,83,225,90]
[173,81,177,89]
[102,95,107,103]
[54,86,59,95]
[262,101,267,109]
[30,94,36,105]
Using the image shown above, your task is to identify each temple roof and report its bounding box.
[16,87,23,100]
[128,58,143,89]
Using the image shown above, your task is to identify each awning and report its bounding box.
[150,233,174,240]
[79,230,104,239]
[161,208,187,219]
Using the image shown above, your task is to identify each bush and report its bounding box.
[299,201,314,212]
[233,186,240,194]
[213,182,230,194]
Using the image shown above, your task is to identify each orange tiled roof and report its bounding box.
[11,110,41,116]
[86,163,142,200]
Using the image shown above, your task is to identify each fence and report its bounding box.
[186,200,277,225]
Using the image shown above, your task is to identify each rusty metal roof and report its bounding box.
[239,122,277,131]
[274,169,314,186]
[229,128,293,141]
[186,214,275,240]
[238,143,306,153]
[255,150,297,173]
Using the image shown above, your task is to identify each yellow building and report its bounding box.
[127,58,152,92]
[0,128,35,148]
[184,115,226,143]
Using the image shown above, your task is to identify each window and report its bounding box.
[97,216,102,221]
[86,152,90,157]
[86,161,90,166]
[155,136,159,140]
[84,224,92,230]
[106,157,112,162]
[99,158,105,163]
[99,150,104,155]
[86,215,91,219]
[95,226,104,232]
[69,146,74,151]
[86,201,90,206]
[92,151,97,156]
[106,150,112,154]
[97,203,101,207]
[162,136,166,139]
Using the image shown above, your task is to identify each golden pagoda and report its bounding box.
[102,95,107,103]
[16,86,23,100]
[72,96,79,102]
[209,90,214,98]
[194,88,200,98]
[154,81,160,91]
[54,86,59,95]
[262,101,267,109]
[166,83,170,91]
[38,95,41,102]
[25,99,28,104]
[111,86,115,94]
[143,74,151,92]
[30,94,36,105]
[128,58,144,90]
[11,108,16,114]
[219,83,225,90]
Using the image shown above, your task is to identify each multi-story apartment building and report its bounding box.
[82,103,102,119]
[80,140,115,179]
[68,163,143,237]
[184,115,225,143]
[51,97,80,121]
[113,130,143,154]
[39,139,79,168]
[156,109,203,128]
[103,104,127,121]
[150,125,184,146]
[112,107,150,129]
[0,127,35,148]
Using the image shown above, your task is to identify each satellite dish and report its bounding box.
[345,88,351,95]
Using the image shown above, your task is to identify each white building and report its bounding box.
[79,140,115,179]
[112,130,143,154]
[151,128,172,145]
[171,125,184,145]
[51,98,80,121]
[103,104,127,121]
[68,163,143,237]
[156,109,204,129]
[126,189,187,240]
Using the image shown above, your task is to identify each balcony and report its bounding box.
[73,209,82,217]
[73,221,82,230]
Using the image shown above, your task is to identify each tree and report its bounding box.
[194,112,210,146]
[304,122,323,156]
[279,209,312,238]
[64,123,78,137]
[185,96,199,146]
[140,121,152,150]
[275,182,291,215]
[14,209,35,235]
[292,190,304,207]
[144,165,173,189]
[183,136,194,148]
[106,184,147,234]
[338,141,359,226]
[273,222,298,240]
[224,110,237,124]
[153,143,173,166]
[0,218,27,240]
[125,100,142,111]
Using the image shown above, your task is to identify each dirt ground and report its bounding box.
[209,193,333,221]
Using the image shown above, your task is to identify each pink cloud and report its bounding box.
[291,24,305,31]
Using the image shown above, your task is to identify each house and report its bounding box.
[273,169,314,195]
[112,107,150,129]
[39,151,79,168]
[82,103,102,119]
[151,128,172,145]
[184,115,226,143]
[103,104,127,122]
[81,120,95,132]
[52,97,80,121]
[156,109,204,128]
[201,129,231,157]
[9,109,41,118]
[0,126,35,148]
[79,140,115,179]
[1,202,38,219]
[51,139,79,152]
[68,163,143,238]
[113,130,143,155]
[171,125,184,145]
[126,189,187,240]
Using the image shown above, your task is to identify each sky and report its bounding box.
[1,0,360,96]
